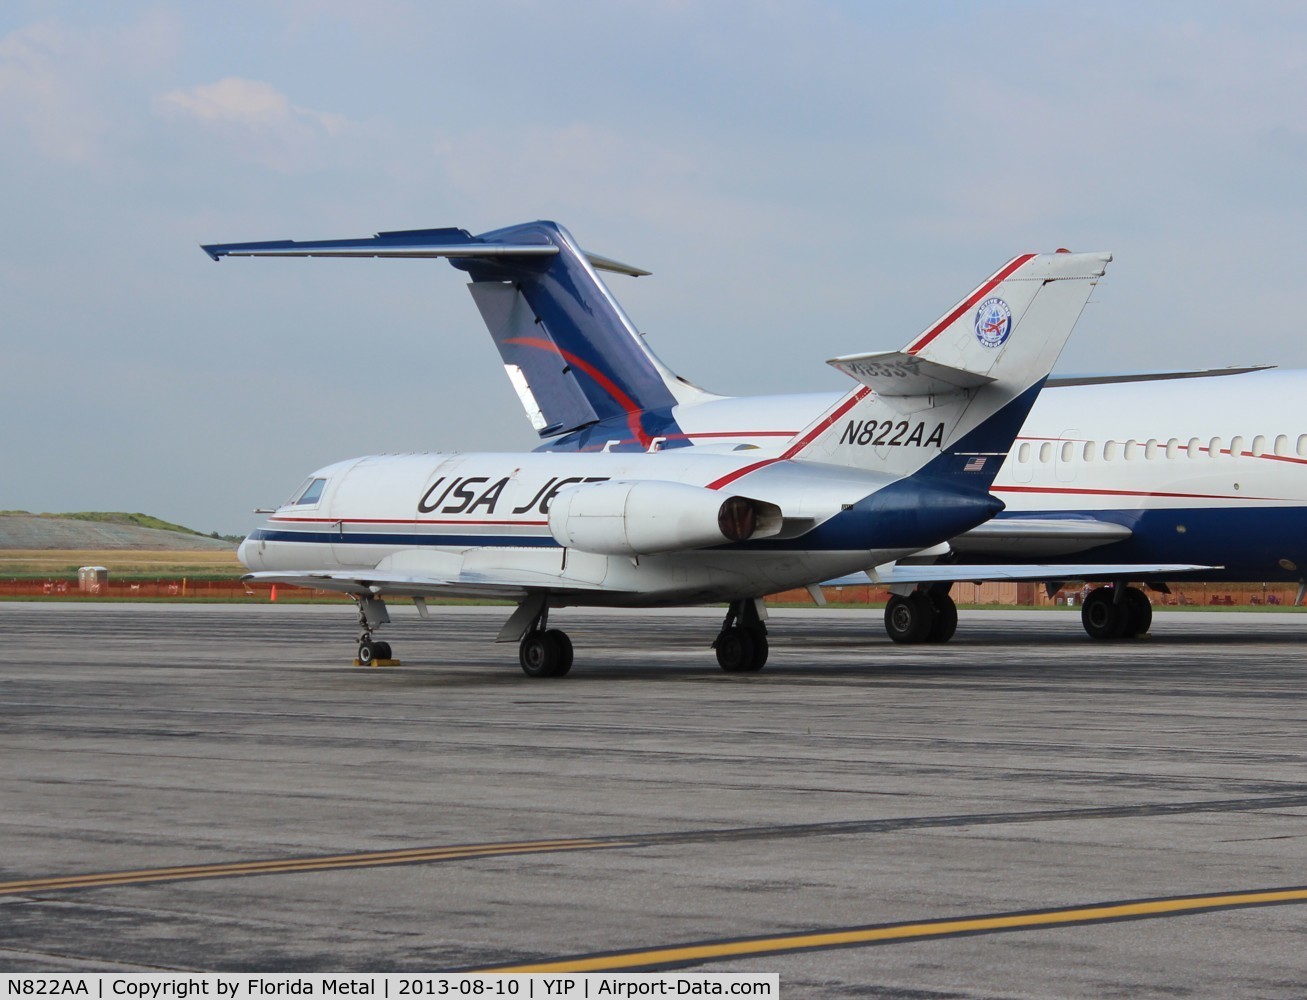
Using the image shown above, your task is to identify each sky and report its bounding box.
[4,2,1307,535]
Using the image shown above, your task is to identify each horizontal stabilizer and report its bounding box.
[202,226,648,275]
[202,227,555,261]
[827,351,996,396]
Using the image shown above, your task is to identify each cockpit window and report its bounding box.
[290,477,328,506]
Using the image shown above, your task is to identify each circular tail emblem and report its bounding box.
[974,297,1012,348]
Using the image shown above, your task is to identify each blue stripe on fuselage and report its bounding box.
[249,528,560,548]
[989,505,1307,582]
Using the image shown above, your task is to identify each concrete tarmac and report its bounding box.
[1,601,1305,996]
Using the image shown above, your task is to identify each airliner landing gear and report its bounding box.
[884,586,957,644]
[517,606,573,678]
[353,595,396,665]
[1081,585,1152,639]
[714,599,769,672]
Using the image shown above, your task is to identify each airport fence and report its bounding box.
[0,578,349,601]
[0,577,1301,607]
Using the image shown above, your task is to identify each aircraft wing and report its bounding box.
[820,562,1217,588]
[242,569,629,603]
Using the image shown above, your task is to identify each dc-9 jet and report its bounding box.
[205,231,1193,674]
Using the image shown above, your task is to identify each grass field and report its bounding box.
[0,549,243,579]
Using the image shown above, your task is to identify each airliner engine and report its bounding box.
[547,480,783,556]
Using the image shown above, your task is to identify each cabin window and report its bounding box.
[292,477,328,506]
[1251,435,1267,457]
[1298,434,1307,458]
[1061,441,1074,463]
[1039,442,1053,463]
[1230,436,1245,457]
[1018,443,1031,463]
[1275,434,1289,456]
[1187,437,1200,458]
[1165,438,1179,459]
[1123,439,1138,460]
[1144,439,1159,460]
[1103,440,1118,461]
[1209,436,1223,458]
[1082,441,1095,462]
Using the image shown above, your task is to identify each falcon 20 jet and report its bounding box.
[205,229,1127,675]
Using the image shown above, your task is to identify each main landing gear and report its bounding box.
[714,599,769,672]
[884,585,958,644]
[517,606,574,678]
[1080,585,1152,639]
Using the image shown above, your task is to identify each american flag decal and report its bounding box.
[963,457,987,472]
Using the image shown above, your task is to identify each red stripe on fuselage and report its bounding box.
[705,387,872,491]
[269,516,549,526]
[993,485,1288,502]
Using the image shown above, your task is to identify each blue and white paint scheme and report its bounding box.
[205,235,1164,672]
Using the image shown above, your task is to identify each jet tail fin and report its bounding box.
[202,222,706,441]
[790,251,1112,485]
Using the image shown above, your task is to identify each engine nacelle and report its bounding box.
[547,480,784,556]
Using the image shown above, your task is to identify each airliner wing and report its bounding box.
[832,562,1217,587]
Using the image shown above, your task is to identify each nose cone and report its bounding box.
[236,535,258,570]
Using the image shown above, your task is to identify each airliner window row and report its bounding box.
[1016,434,1307,464]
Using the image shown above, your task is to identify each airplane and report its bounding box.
[206,221,1299,650]
[204,232,1190,674]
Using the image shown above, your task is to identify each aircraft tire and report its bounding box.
[358,640,382,665]
[926,592,958,643]
[743,626,769,671]
[885,593,937,644]
[715,627,758,672]
[1122,587,1153,637]
[544,629,574,676]
[1081,587,1128,639]
[520,630,568,678]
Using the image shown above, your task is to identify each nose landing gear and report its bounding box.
[353,595,400,666]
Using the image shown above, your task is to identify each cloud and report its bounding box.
[0,13,179,163]
[155,77,352,171]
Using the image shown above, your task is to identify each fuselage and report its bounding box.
[545,368,1307,582]
[238,450,1002,606]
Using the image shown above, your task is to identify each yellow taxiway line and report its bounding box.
[482,885,1307,972]
[0,837,632,895]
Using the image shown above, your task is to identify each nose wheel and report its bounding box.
[353,595,398,666]
[358,637,392,666]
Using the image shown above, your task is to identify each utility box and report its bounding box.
[78,566,108,593]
